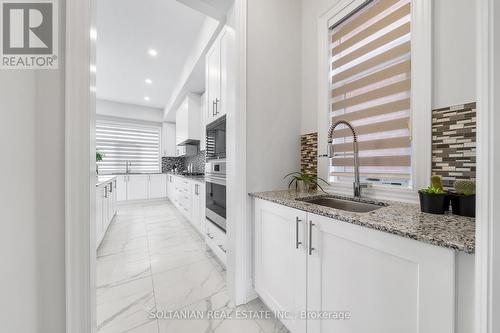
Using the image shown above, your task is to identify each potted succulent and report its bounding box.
[419,175,447,214]
[450,180,476,217]
[284,172,329,193]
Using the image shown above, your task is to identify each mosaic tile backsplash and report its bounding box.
[162,150,206,174]
[432,102,476,189]
[301,133,318,176]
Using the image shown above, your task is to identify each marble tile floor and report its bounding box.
[96,200,289,333]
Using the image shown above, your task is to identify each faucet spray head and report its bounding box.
[327,141,334,158]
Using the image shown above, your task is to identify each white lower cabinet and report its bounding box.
[96,179,117,248]
[191,182,205,234]
[254,201,307,333]
[254,198,465,333]
[167,174,206,234]
[126,175,148,201]
[117,174,168,201]
[149,174,167,199]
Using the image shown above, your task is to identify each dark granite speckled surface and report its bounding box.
[249,190,475,254]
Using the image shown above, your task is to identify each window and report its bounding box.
[96,120,161,174]
[329,0,412,187]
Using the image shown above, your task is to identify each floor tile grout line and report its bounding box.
[142,204,161,333]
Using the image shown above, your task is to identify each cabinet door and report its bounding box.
[162,122,177,157]
[176,100,189,145]
[254,199,307,333]
[206,38,220,125]
[149,174,167,199]
[96,187,104,248]
[200,93,207,151]
[307,213,455,333]
[116,175,127,201]
[127,175,148,201]
[216,29,228,119]
[167,175,174,200]
[106,183,113,226]
[191,182,203,232]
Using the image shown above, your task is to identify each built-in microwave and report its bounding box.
[206,115,226,160]
[205,160,226,232]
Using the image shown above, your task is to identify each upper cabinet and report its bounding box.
[206,29,228,125]
[176,93,201,146]
[200,92,207,151]
[162,122,177,157]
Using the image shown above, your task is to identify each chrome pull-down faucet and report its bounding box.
[326,120,369,198]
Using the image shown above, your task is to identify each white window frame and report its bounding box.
[317,0,431,203]
[96,115,163,174]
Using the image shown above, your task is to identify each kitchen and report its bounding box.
[0,0,486,331]
[93,0,234,331]
[91,0,478,332]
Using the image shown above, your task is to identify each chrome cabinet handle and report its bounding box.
[206,232,214,240]
[218,244,227,253]
[104,186,108,199]
[215,98,219,115]
[295,217,302,249]
[212,101,216,116]
[309,221,315,255]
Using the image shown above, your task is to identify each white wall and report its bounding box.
[300,0,476,134]
[97,99,164,123]
[0,4,66,333]
[433,0,476,109]
[246,0,302,192]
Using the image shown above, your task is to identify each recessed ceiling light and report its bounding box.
[144,96,150,101]
[148,49,158,57]
[145,78,152,85]
[90,64,96,73]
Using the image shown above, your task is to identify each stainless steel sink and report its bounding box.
[299,196,385,213]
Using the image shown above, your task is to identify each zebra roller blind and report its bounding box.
[96,121,161,174]
[330,0,412,187]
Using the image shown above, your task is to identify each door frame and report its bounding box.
[65,0,96,332]
[64,0,250,331]
[65,0,499,331]
[475,0,500,332]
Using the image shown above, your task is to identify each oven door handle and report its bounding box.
[205,176,226,186]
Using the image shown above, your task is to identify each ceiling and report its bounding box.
[96,0,207,109]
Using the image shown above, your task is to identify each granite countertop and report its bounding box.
[96,176,116,187]
[249,190,475,254]
[166,172,205,183]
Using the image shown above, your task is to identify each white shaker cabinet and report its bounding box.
[149,174,167,199]
[126,175,148,201]
[117,174,167,201]
[254,199,460,333]
[162,122,177,157]
[96,178,118,249]
[96,186,104,246]
[200,92,207,151]
[191,182,205,234]
[175,94,201,146]
[307,213,454,333]
[116,175,127,201]
[206,28,228,125]
[254,200,307,333]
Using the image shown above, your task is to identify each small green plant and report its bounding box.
[96,151,103,162]
[284,172,329,192]
[454,179,476,196]
[419,186,446,195]
[431,175,443,190]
